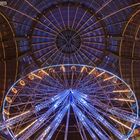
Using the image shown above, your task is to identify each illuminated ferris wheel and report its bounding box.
[1,64,140,140]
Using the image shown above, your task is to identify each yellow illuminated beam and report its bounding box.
[40,69,49,76]
[103,75,115,81]
[88,68,96,75]
[15,119,37,137]
[31,73,42,79]
[113,98,135,102]
[110,116,132,130]
[81,66,86,73]
[8,110,30,121]
[113,90,131,93]
[96,71,105,78]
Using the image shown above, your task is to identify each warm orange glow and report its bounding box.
[60,65,66,72]
[31,73,42,79]
[19,80,25,86]
[88,68,96,75]
[28,74,34,80]
[8,110,30,121]
[110,116,132,130]
[96,71,105,78]
[4,109,9,115]
[11,88,17,94]
[40,69,49,76]
[113,98,135,102]
[71,66,76,71]
[113,90,131,93]
[103,75,115,81]
[81,66,87,73]
[6,97,12,103]
[15,119,37,137]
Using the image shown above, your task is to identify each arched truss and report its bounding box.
[1,64,139,140]
[119,9,140,99]
[0,12,18,108]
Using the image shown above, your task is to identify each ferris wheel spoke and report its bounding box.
[5,98,46,108]
[75,68,98,87]
[35,90,69,112]
[109,108,140,125]
[82,82,123,93]
[73,69,84,88]
[3,65,138,139]
[46,105,70,140]
[77,75,118,90]
[37,103,70,140]
[64,106,70,140]
[42,74,65,89]
[72,103,98,140]
[25,76,64,89]
[73,111,87,140]
[31,41,54,46]
[25,85,62,94]
[75,103,109,140]
[85,108,113,139]
[87,100,135,128]
[0,110,34,130]
[36,96,70,140]
[48,67,67,86]
[76,97,127,139]
[18,95,68,140]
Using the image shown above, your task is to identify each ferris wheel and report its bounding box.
[1,64,139,140]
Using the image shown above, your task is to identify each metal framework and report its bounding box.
[0,0,140,139]
[29,2,107,67]
[119,9,140,99]
[1,64,139,140]
[0,12,18,107]
[1,0,139,74]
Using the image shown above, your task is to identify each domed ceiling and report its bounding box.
[0,0,140,139]
[1,0,139,74]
